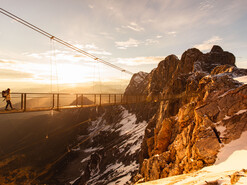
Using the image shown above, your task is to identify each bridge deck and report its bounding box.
[0,93,149,114]
[0,103,130,114]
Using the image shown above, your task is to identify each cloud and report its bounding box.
[27,50,85,62]
[27,44,112,62]
[124,22,144,32]
[145,39,159,45]
[0,60,16,64]
[75,43,112,55]
[166,31,177,37]
[0,68,34,79]
[115,22,144,33]
[115,56,165,66]
[88,4,94,9]
[199,0,215,11]
[115,36,161,49]
[99,32,114,40]
[115,38,141,49]
[194,36,222,51]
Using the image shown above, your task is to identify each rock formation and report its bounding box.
[125,71,149,95]
[126,45,247,182]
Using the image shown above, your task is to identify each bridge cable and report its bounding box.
[0,8,133,75]
[98,61,102,93]
[53,41,60,93]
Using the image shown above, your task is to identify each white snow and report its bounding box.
[69,177,80,185]
[236,109,247,115]
[84,147,103,153]
[87,161,138,185]
[104,162,124,174]
[118,119,147,155]
[238,175,247,184]
[116,109,137,136]
[216,125,226,135]
[223,115,231,120]
[222,109,247,121]
[234,75,247,84]
[205,131,247,172]
[82,107,148,185]
[108,174,132,185]
[116,108,147,155]
[81,156,91,163]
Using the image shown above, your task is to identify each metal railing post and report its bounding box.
[76,94,78,107]
[21,93,24,110]
[81,94,83,107]
[109,94,111,104]
[114,94,116,105]
[99,94,102,106]
[120,94,123,103]
[57,94,60,110]
[94,94,96,105]
[23,93,27,111]
[52,94,55,109]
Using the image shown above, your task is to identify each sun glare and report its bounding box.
[55,64,94,84]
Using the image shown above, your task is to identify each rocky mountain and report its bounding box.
[127,45,247,183]
[67,45,247,184]
[124,71,149,95]
[1,45,247,185]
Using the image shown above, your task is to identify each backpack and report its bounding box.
[2,90,7,98]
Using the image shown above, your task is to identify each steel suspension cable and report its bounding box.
[0,8,133,75]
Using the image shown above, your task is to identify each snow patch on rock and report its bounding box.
[234,75,247,84]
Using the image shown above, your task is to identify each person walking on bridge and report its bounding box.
[5,88,14,110]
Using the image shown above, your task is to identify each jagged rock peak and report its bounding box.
[124,45,238,97]
[131,45,247,183]
[180,48,203,74]
[124,71,149,95]
[133,71,148,84]
[192,45,235,73]
[210,45,224,53]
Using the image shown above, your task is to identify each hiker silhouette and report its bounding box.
[4,88,14,110]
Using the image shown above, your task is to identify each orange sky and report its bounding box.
[1,0,247,92]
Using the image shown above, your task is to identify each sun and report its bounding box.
[54,63,94,84]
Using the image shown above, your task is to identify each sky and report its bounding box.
[0,0,247,92]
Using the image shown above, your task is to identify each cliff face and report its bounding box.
[126,45,247,182]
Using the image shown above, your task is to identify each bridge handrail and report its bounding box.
[1,91,197,114]
[11,92,126,95]
[1,93,149,113]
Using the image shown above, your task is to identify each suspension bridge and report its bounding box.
[0,92,149,114]
[0,7,190,184]
[0,8,189,114]
[0,8,143,114]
